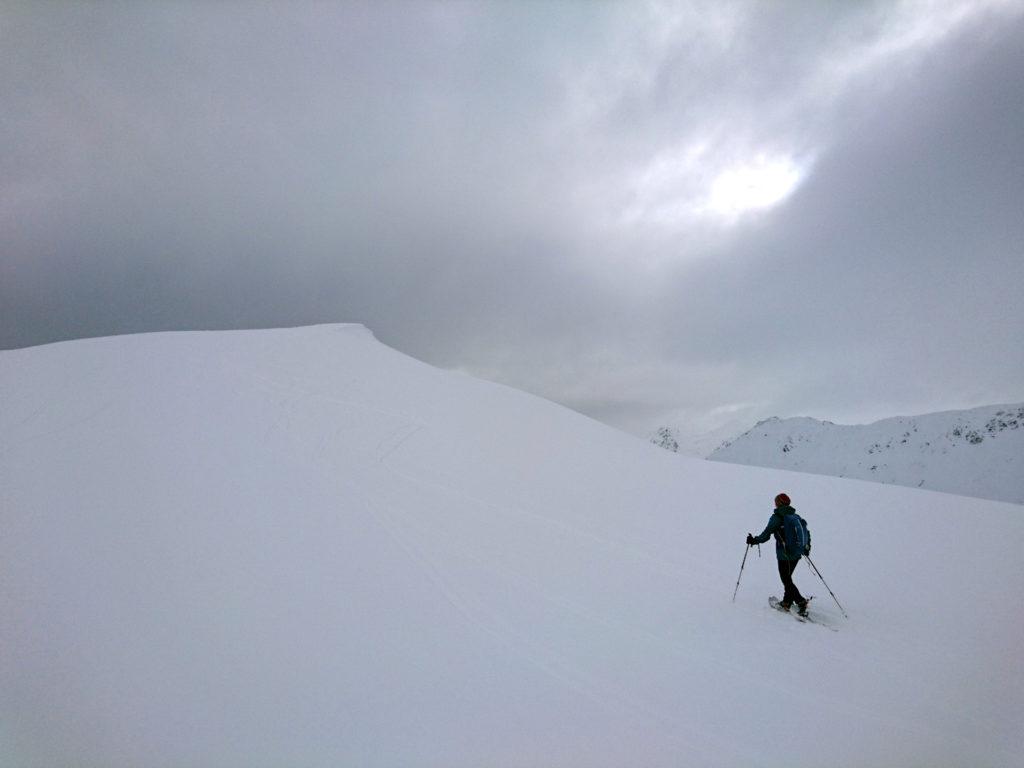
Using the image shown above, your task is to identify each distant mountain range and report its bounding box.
[702,403,1023,505]
[649,418,752,458]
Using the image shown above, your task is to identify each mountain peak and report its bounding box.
[709,403,1024,504]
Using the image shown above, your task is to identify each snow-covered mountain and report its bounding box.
[708,404,1024,504]
[650,419,750,458]
[2,325,1022,767]
[650,425,682,452]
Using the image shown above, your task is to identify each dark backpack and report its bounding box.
[778,512,811,557]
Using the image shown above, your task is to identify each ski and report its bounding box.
[768,596,838,631]
[769,595,806,621]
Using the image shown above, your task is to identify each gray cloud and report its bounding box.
[3,1,1022,441]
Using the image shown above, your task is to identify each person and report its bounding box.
[746,493,808,616]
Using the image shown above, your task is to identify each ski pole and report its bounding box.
[805,555,848,618]
[732,544,751,603]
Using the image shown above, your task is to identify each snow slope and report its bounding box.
[650,420,750,459]
[708,406,1024,504]
[2,325,1022,767]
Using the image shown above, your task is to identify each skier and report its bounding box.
[746,493,809,616]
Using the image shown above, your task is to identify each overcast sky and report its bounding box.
[3,0,1023,444]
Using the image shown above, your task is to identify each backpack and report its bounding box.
[778,512,811,557]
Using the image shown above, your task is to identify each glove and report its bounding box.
[746,533,755,546]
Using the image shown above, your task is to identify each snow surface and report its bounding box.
[709,406,1024,505]
[2,325,1022,767]
[650,420,749,459]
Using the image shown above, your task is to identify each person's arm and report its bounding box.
[748,514,780,545]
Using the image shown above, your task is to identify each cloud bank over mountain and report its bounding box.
[3,1,1023,439]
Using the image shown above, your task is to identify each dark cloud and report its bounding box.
[2,1,1022,442]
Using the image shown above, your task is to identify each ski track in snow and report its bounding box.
[369,418,1007,762]
[361,427,757,762]
[360,483,747,764]
[382,441,690,584]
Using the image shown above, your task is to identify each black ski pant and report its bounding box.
[778,557,806,605]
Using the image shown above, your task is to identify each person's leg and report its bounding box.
[789,558,807,608]
[777,559,794,605]
[777,558,806,606]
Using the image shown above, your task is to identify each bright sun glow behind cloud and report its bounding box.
[705,156,805,219]
[621,147,809,230]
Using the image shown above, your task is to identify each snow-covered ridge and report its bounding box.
[648,419,751,458]
[2,326,1022,766]
[708,404,1024,504]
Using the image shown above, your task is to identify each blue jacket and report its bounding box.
[750,505,804,561]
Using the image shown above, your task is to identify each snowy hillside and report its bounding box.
[2,325,1022,767]
[650,420,750,458]
[708,405,1024,504]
